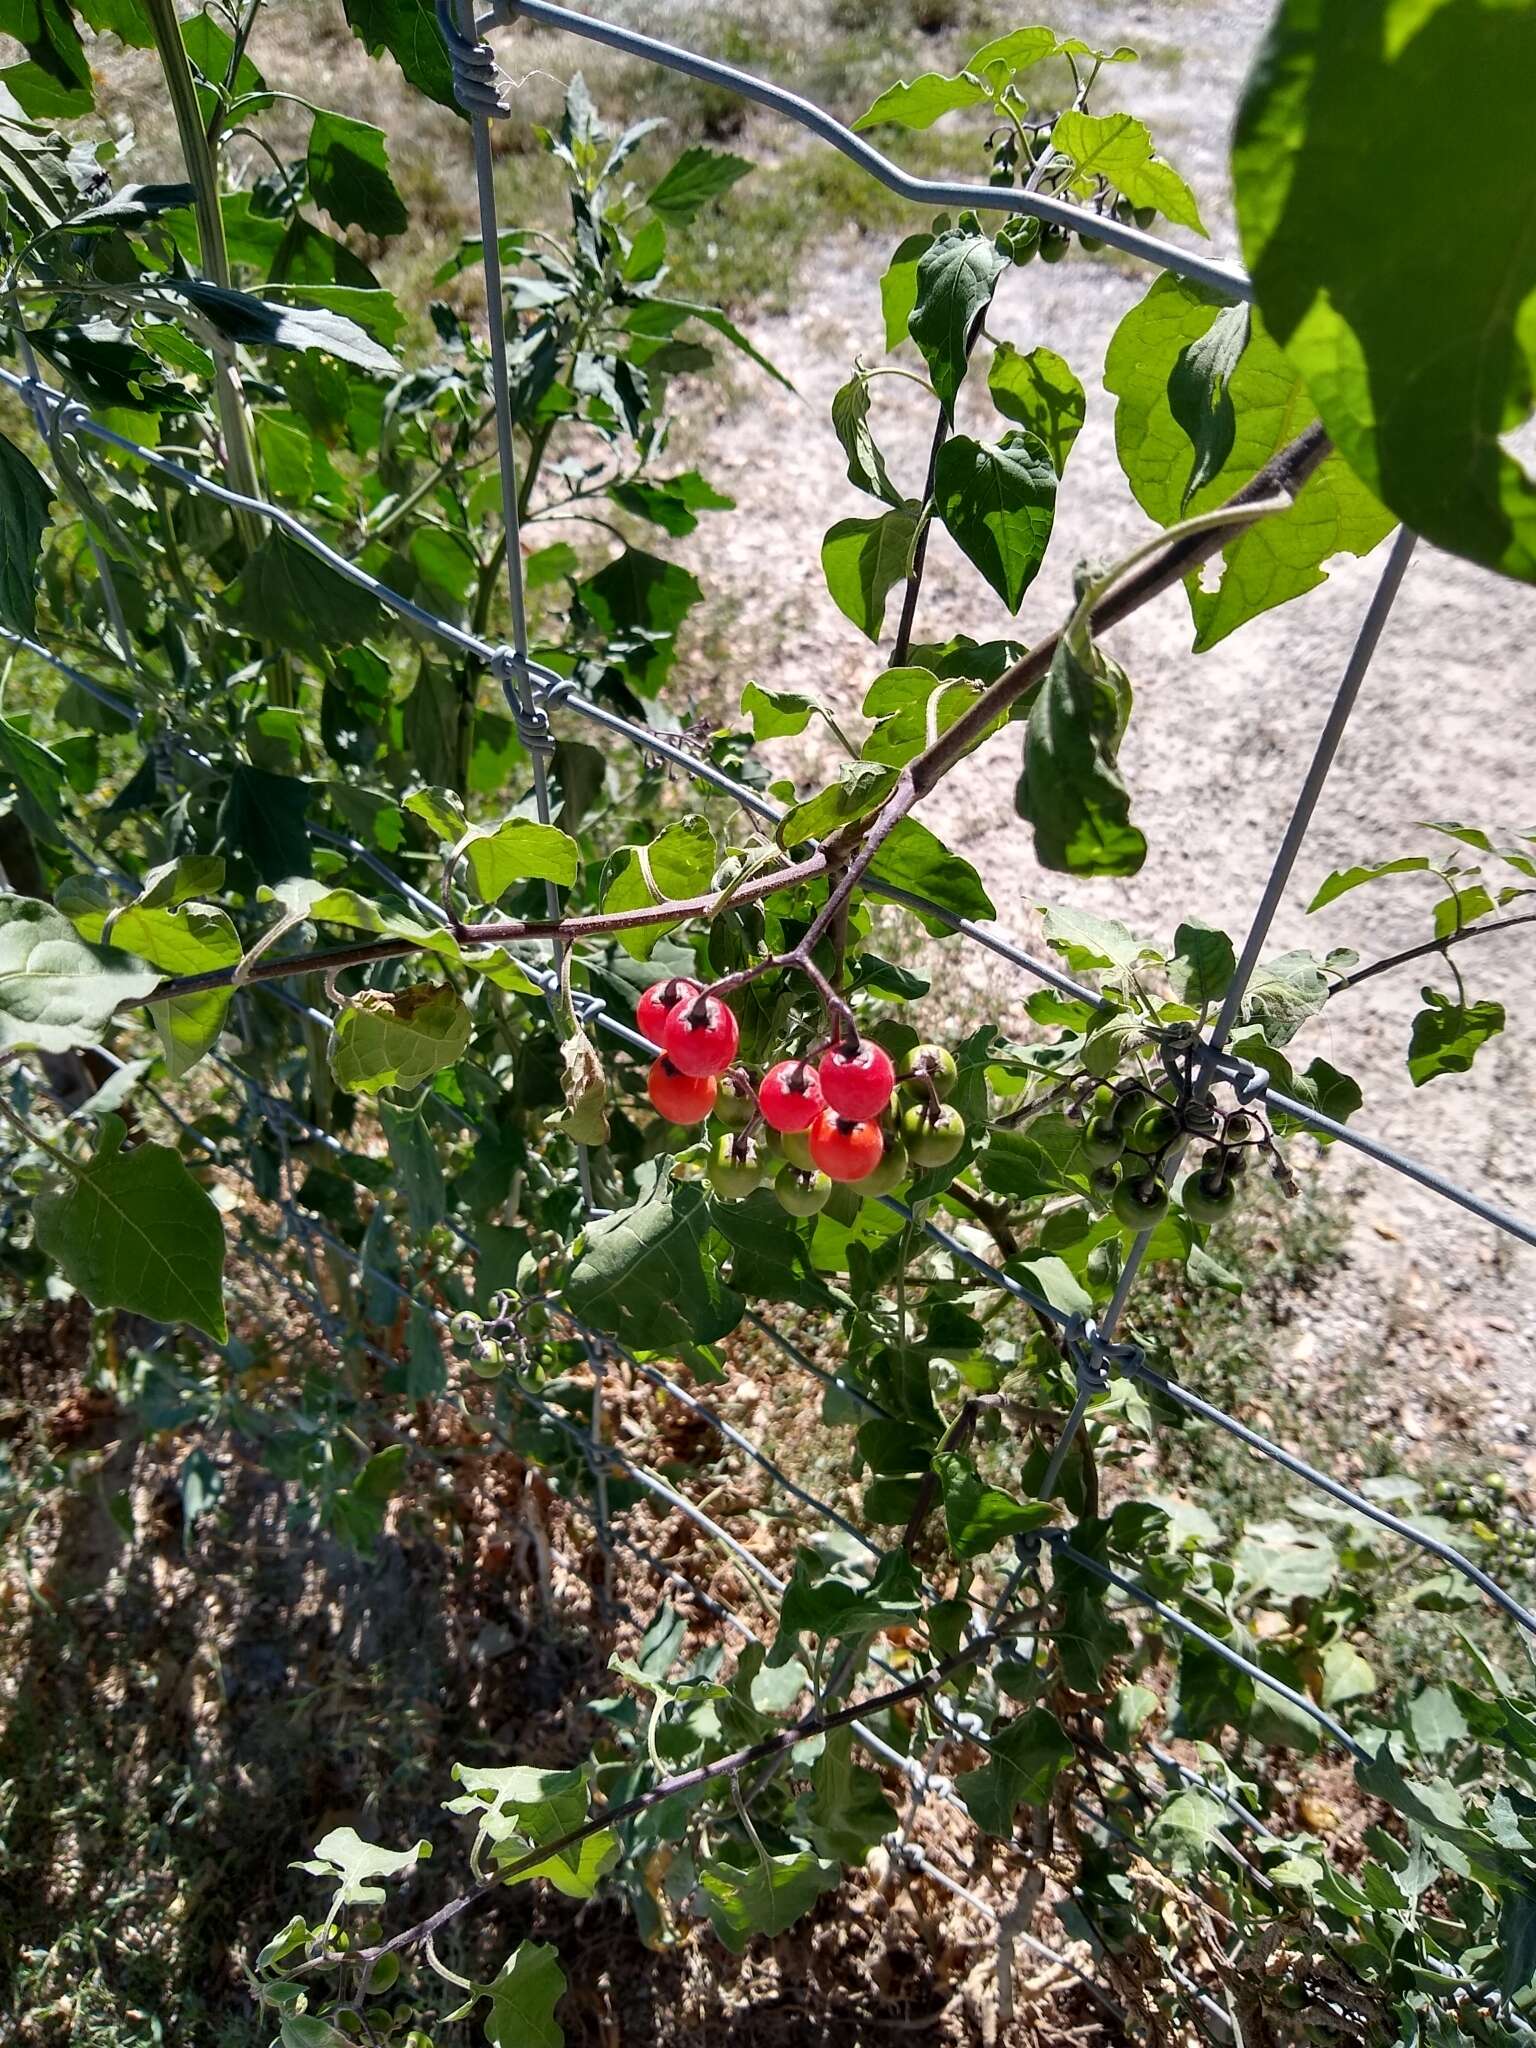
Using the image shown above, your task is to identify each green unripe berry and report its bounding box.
[1112,1176,1170,1230]
[859,1134,909,1198]
[1181,1170,1237,1226]
[775,1164,832,1216]
[709,1132,767,1200]
[1082,1114,1123,1167]
[773,1125,814,1171]
[900,1102,966,1167]
[1128,1101,1180,1153]
[713,1071,757,1130]
[897,1043,958,1103]
[1088,1164,1121,1204]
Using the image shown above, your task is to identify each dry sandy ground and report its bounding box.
[524,0,1536,1465]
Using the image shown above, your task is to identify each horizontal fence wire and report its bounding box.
[478,0,1253,301]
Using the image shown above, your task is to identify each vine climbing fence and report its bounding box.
[4,0,1536,2039]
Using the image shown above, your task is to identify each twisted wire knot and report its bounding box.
[434,0,512,117]
[1062,1310,1142,1392]
[489,646,558,756]
[1234,1062,1271,1106]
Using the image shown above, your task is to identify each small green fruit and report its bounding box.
[713,1071,757,1129]
[1128,1101,1180,1153]
[897,1043,958,1102]
[1040,227,1069,262]
[1112,1176,1170,1231]
[1082,1114,1123,1168]
[775,1164,832,1216]
[1181,1170,1237,1226]
[860,1135,909,1198]
[709,1133,767,1200]
[1111,1086,1151,1133]
[901,1102,966,1167]
[773,1125,814,1171]
[1088,1164,1121,1204]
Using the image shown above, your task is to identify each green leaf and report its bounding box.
[457,818,579,906]
[867,815,995,927]
[1041,904,1156,974]
[698,1848,839,1954]
[1319,1639,1376,1708]
[1147,1788,1230,1877]
[1106,275,1393,649]
[1167,920,1235,1007]
[1167,300,1250,510]
[307,109,406,236]
[227,534,385,655]
[623,297,792,392]
[217,765,312,886]
[0,0,92,117]
[1051,110,1206,234]
[0,897,157,1054]
[936,1453,1055,1558]
[1240,951,1329,1046]
[1408,1684,1470,1760]
[933,429,1056,611]
[567,1165,744,1350]
[986,343,1086,473]
[342,0,459,111]
[0,428,52,634]
[1307,854,1432,910]
[0,713,66,842]
[880,231,932,353]
[294,1821,430,1928]
[646,145,752,223]
[608,470,733,537]
[854,71,989,132]
[831,372,902,507]
[821,508,919,641]
[166,280,399,376]
[326,1443,408,1551]
[109,900,240,1080]
[483,1942,566,2048]
[908,228,1007,420]
[741,680,820,740]
[1407,989,1504,1086]
[800,1728,897,1863]
[774,1547,923,1660]
[34,1113,227,1339]
[1104,1682,1159,1754]
[601,816,717,960]
[956,1707,1073,1834]
[1016,635,1145,877]
[1234,0,1536,583]
[779,761,897,850]
[578,547,702,695]
[330,983,471,1094]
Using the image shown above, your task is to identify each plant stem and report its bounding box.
[1328,911,1536,995]
[890,404,949,667]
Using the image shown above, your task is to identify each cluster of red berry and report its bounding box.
[638,978,967,1215]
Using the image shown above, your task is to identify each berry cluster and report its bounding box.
[1432,1473,1536,1574]
[638,978,967,1215]
[1072,1078,1285,1231]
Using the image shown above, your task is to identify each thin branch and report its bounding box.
[303,1627,1006,1976]
[890,405,949,667]
[1327,911,1536,995]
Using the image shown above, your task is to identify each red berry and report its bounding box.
[661,992,740,1077]
[819,1040,896,1120]
[808,1108,883,1183]
[757,1058,824,1132]
[637,975,700,1048]
[647,1057,716,1125]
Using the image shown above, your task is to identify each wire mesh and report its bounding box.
[2,1,1533,2030]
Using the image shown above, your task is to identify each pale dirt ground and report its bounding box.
[495,0,1536,1470]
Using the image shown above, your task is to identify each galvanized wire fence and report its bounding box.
[4,0,1536,2031]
